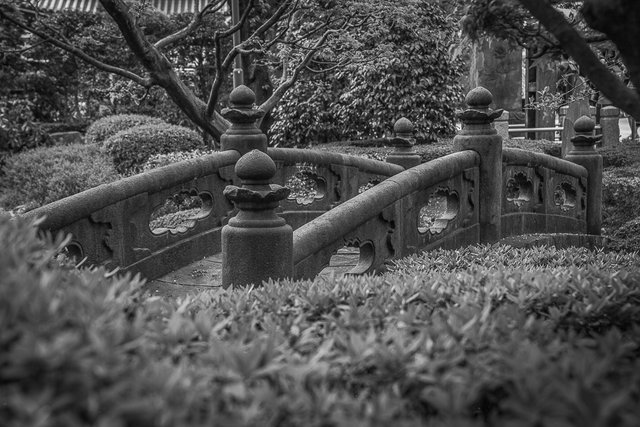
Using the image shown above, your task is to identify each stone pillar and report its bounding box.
[565,116,603,236]
[386,117,421,169]
[222,150,293,287]
[453,87,504,243]
[494,110,510,141]
[599,105,620,148]
[220,85,268,155]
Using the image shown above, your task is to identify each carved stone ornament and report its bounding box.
[457,86,504,124]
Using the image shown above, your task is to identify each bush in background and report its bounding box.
[85,114,166,145]
[0,99,52,163]
[103,123,204,175]
[141,148,214,171]
[0,143,120,210]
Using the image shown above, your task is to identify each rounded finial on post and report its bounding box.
[235,149,277,184]
[387,117,420,169]
[574,115,595,134]
[229,84,256,109]
[457,87,503,125]
[220,85,267,153]
[465,86,493,111]
[393,117,414,138]
[570,115,601,152]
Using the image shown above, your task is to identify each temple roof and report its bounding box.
[33,0,212,14]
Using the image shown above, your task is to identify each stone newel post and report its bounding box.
[386,117,421,169]
[454,87,504,243]
[220,85,268,154]
[565,116,603,235]
[222,150,293,287]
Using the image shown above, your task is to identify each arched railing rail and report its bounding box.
[269,148,404,230]
[501,147,589,238]
[22,145,404,280]
[293,150,481,279]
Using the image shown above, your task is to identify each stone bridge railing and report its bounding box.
[25,86,603,286]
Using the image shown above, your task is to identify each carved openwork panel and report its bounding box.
[549,174,586,218]
[502,166,543,213]
[418,188,460,235]
[149,189,214,235]
[284,164,328,206]
[413,167,478,249]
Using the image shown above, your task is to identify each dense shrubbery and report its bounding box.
[2,216,640,426]
[141,148,214,171]
[598,141,640,168]
[0,144,120,210]
[85,114,166,145]
[269,2,464,147]
[0,99,52,162]
[103,123,204,175]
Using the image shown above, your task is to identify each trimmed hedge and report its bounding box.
[103,123,204,175]
[2,215,640,426]
[85,114,165,145]
[0,144,120,211]
[141,148,214,171]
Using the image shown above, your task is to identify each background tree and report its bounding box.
[0,0,374,142]
[269,0,464,146]
[462,0,640,121]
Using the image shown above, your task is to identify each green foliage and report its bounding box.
[104,123,204,175]
[0,144,120,210]
[2,221,640,426]
[141,148,214,171]
[598,142,640,168]
[85,114,166,145]
[269,0,464,147]
[0,99,52,161]
[602,166,640,235]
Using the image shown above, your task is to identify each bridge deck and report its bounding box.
[143,248,360,298]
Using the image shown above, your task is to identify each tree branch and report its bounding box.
[99,0,229,139]
[518,0,640,120]
[0,6,152,87]
[154,0,226,50]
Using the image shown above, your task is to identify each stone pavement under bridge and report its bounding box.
[143,248,360,298]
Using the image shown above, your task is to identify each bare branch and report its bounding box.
[259,24,343,115]
[154,0,226,50]
[0,6,152,86]
[99,0,229,138]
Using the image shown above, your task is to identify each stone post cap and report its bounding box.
[222,85,265,123]
[457,86,503,125]
[571,115,601,148]
[224,150,289,205]
[235,149,276,184]
[390,117,415,147]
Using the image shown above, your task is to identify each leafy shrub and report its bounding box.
[103,123,204,175]
[141,148,214,171]
[602,166,640,233]
[504,138,562,157]
[269,2,464,147]
[0,99,52,160]
[0,144,120,210]
[85,114,166,145]
[598,142,640,168]
[3,222,640,426]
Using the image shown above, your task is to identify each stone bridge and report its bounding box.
[25,86,603,287]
